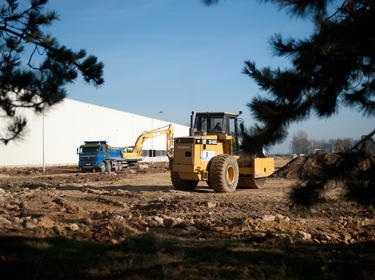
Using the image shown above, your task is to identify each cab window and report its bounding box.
[208,117,224,132]
[195,115,207,132]
[227,117,236,136]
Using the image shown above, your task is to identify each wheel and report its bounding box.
[117,161,123,171]
[168,157,174,170]
[171,171,198,191]
[206,178,212,188]
[206,159,212,187]
[209,154,239,193]
[99,164,106,173]
[105,161,111,172]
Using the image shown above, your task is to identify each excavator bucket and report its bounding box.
[237,176,267,189]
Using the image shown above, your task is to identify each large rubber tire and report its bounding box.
[117,161,123,171]
[171,171,199,191]
[105,161,111,172]
[206,159,213,187]
[99,164,106,173]
[209,154,239,193]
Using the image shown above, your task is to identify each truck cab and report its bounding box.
[78,141,108,171]
[78,141,124,172]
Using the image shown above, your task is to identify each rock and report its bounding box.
[163,217,184,228]
[329,232,340,240]
[275,214,284,222]
[177,220,189,228]
[341,233,352,242]
[164,218,176,228]
[0,188,5,195]
[148,220,159,227]
[297,231,312,240]
[322,234,331,241]
[206,202,216,208]
[68,223,79,231]
[186,226,199,233]
[23,221,37,229]
[112,215,125,223]
[83,217,93,225]
[136,163,149,170]
[38,216,55,229]
[212,226,225,232]
[0,216,11,225]
[275,214,291,222]
[153,216,164,226]
[53,225,63,235]
[262,215,276,222]
[128,169,137,174]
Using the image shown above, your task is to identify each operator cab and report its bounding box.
[78,141,107,154]
[124,146,134,153]
[190,112,242,155]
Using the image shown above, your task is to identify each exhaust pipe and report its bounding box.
[189,111,194,136]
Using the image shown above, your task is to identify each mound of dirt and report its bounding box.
[271,152,374,179]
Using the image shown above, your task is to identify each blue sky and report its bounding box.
[44,0,373,153]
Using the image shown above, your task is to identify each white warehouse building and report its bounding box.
[0,99,189,167]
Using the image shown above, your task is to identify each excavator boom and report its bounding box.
[125,124,174,160]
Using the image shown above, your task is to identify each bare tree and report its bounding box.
[291,131,310,155]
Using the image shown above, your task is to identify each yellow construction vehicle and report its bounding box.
[123,124,174,164]
[171,112,274,192]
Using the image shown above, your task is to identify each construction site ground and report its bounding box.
[0,157,374,279]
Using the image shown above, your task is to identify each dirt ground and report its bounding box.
[0,158,374,243]
[0,158,374,279]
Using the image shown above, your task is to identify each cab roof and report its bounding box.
[195,112,239,116]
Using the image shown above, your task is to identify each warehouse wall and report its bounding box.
[0,99,189,166]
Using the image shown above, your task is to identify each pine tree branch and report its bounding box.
[350,128,375,152]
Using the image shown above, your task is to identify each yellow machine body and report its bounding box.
[173,135,274,181]
[171,112,274,192]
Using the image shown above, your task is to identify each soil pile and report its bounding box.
[272,152,374,179]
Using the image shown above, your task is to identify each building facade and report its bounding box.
[0,99,189,166]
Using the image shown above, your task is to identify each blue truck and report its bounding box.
[78,125,174,172]
[78,141,140,172]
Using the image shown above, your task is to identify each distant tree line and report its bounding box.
[290,131,375,155]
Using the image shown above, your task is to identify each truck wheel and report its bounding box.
[99,164,106,173]
[105,161,111,172]
[171,171,198,191]
[209,154,239,193]
[117,161,123,171]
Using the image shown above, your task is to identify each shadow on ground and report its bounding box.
[22,183,219,193]
[0,234,374,280]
